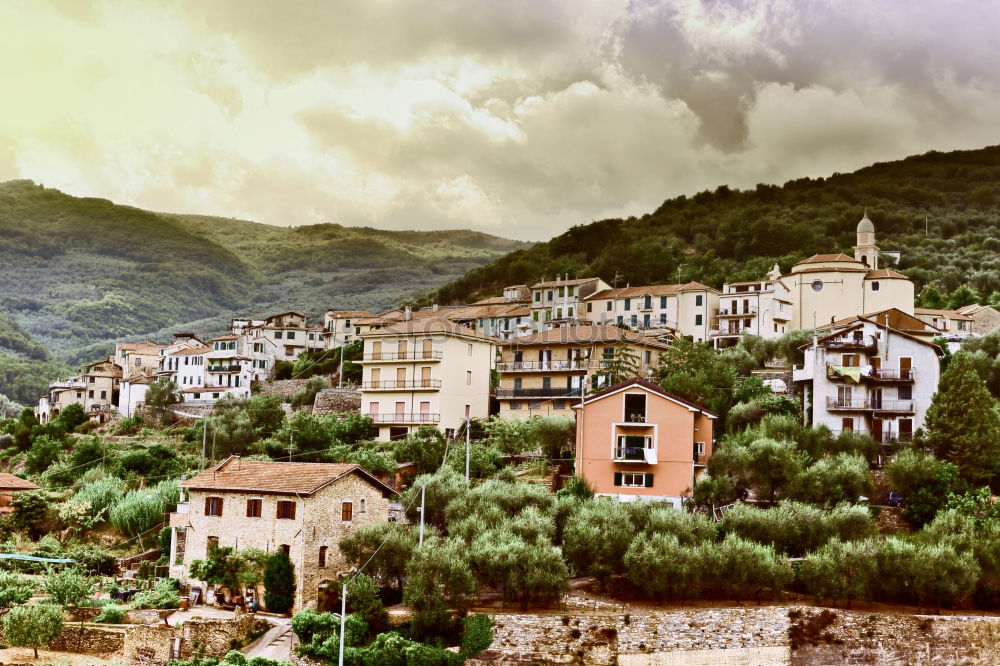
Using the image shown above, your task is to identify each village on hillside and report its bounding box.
[2,214,1000,663]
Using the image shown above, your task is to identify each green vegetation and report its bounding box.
[2,603,64,659]
[263,551,296,614]
[429,145,1000,312]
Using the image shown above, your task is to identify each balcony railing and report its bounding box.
[826,364,915,382]
[823,335,878,352]
[825,397,916,414]
[368,413,441,424]
[207,365,241,373]
[496,359,606,372]
[718,307,758,317]
[871,400,915,414]
[496,387,584,399]
[362,351,443,361]
[623,412,647,424]
[362,380,442,390]
[826,397,869,410]
[614,446,647,461]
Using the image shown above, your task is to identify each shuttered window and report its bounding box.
[276,500,296,520]
[204,497,223,516]
[342,501,353,522]
[246,499,262,518]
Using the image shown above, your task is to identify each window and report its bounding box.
[88,390,94,398]
[542,377,552,390]
[811,280,823,292]
[871,281,880,291]
[528,401,541,410]
[660,296,667,308]
[318,546,328,568]
[510,400,522,410]
[898,385,913,400]
[279,544,290,557]
[90,376,95,383]
[135,358,141,366]
[624,298,631,311]
[342,501,353,522]
[276,500,296,520]
[466,371,472,385]
[246,498,262,518]
[695,441,705,456]
[547,290,553,301]
[614,472,652,488]
[552,400,565,410]
[467,343,473,356]
[643,350,651,365]
[359,499,366,513]
[587,303,592,313]
[606,301,612,311]
[274,331,282,339]
[207,536,219,550]
[643,295,651,309]
[660,313,667,325]
[567,307,574,317]
[204,497,224,517]
[695,295,703,306]
[534,292,540,302]
[286,332,295,340]
[695,314,703,326]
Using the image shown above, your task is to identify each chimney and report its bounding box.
[405,306,412,321]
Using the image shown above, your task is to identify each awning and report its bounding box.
[0,554,76,564]
[831,366,861,383]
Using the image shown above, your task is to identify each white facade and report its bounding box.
[713,278,793,349]
[792,317,941,443]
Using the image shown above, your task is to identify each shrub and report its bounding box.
[624,532,705,598]
[720,501,874,556]
[461,614,495,657]
[94,603,125,624]
[130,578,181,609]
[786,453,872,506]
[59,476,126,529]
[706,535,792,601]
[3,604,64,658]
[263,552,296,614]
[0,571,35,609]
[44,567,90,608]
[798,539,878,605]
[110,479,179,537]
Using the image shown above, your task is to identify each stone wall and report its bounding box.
[45,623,126,656]
[312,388,361,414]
[255,380,311,402]
[469,606,1000,665]
[121,611,266,663]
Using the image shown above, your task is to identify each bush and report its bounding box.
[720,501,874,556]
[59,476,126,529]
[0,571,35,609]
[263,552,296,614]
[44,567,90,608]
[624,532,705,598]
[461,614,495,657]
[110,479,179,537]
[875,537,979,608]
[25,434,65,475]
[798,539,878,605]
[706,535,792,601]
[786,453,872,506]
[130,578,181,609]
[94,603,125,623]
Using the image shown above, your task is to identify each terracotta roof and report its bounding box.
[362,317,497,342]
[117,342,164,353]
[676,281,719,293]
[587,284,681,300]
[173,346,211,356]
[180,386,228,393]
[865,269,910,280]
[0,473,39,491]
[793,253,859,266]
[125,375,152,385]
[470,296,509,305]
[265,311,306,321]
[181,457,396,496]
[501,325,671,349]
[531,277,602,288]
[575,377,718,417]
[446,304,529,320]
[914,308,973,321]
[325,311,376,319]
[211,335,240,341]
[956,304,997,316]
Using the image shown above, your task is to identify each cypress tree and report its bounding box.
[263,552,296,614]
[924,353,1000,487]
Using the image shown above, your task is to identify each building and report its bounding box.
[792,310,943,444]
[713,273,794,349]
[573,378,716,508]
[530,276,611,329]
[323,311,376,348]
[170,457,395,612]
[955,303,1000,337]
[584,282,720,342]
[257,312,311,362]
[913,308,975,339]
[446,303,533,340]
[82,359,122,419]
[115,342,167,377]
[359,318,497,440]
[0,473,39,515]
[782,213,914,330]
[496,325,671,418]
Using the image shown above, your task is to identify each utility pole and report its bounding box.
[465,418,471,485]
[200,416,207,472]
[288,430,294,462]
[338,345,344,389]
[338,581,347,666]
[418,484,426,548]
[925,215,928,237]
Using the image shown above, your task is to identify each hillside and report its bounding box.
[0,179,527,402]
[430,146,1000,308]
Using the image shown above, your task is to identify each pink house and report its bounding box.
[573,378,717,508]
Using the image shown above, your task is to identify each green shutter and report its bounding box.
[613,472,622,486]
[644,474,654,488]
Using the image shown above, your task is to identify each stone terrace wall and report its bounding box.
[0,622,125,656]
[121,612,264,663]
[469,606,1000,665]
[312,388,361,414]
[256,379,311,402]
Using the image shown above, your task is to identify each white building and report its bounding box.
[713,274,794,349]
[792,310,942,444]
[583,282,720,343]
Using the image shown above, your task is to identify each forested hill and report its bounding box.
[429,146,1000,307]
[0,180,527,402]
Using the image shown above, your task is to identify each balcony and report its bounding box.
[362,351,443,362]
[826,364,915,383]
[362,380,442,391]
[613,446,649,462]
[718,307,758,318]
[496,387,584,399]
[369,413,441,424]
[822,335,878,353]
[826,397,869,411]
[871,400,915,415]
[207,364,241,373]
[496,359,603,372]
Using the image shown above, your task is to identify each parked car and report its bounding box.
[884,491,904,507]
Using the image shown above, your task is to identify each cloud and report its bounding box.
[1,0,1000,241]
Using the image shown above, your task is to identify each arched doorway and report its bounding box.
[317,580,339,612]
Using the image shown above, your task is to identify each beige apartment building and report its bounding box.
[170,457,395,612]
[115,342,166,378]
[496,325,671,418]
[913,308,974,339]
[530,276,611,329]
[323,310,376,348]
[359,318,496,440]
[583,282,720,342]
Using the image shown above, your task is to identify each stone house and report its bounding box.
[170,457,395,612]
[955,303,1000,337]
[573,377,716,509]
[913,307,975,340]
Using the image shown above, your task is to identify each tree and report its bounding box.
[44,567,90,608]
[786,453,873,507]
[595,342,640,386]
[562,500,634,586]
[12,490,51,537]
[624,532,704,598]
[0,572,35,609]
[798,539,878,606]
[400,468,467,529]
[403,537,477,640]
[25,433,65,475]
[655,338,737,418]
[3,604,64,659]
[144,377,179,425]
[339,523,418,590]
[392,427,448,475]
[189,545,267,595]
[924,353,1000,487]
[263,551,296,614]
[51,402,87,432]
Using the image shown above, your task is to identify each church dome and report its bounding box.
[857,211,874,234]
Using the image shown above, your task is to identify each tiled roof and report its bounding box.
[325,311,376,318]
[793,253,859,265]
[585,281,718,301]
[446,304,529,320]
[577,377,718,417]
[211,335,240,341]
[501,325,671,349]
[181,457,395,496]
[865,269,910,280]
[0,473,39,491]
[363,317,497,342]
[531,277,602,288]
[117,342,165,353]
[173,346,212,356]
[915,308,973,321]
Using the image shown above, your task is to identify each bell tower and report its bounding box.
[853,209,879,269]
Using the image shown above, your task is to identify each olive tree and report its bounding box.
[3,604,64,658]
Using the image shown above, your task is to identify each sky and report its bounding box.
[2,1,1000,241]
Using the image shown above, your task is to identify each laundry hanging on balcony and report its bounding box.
[830,365,862,383]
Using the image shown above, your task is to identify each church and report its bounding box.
[779,212,914,329]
